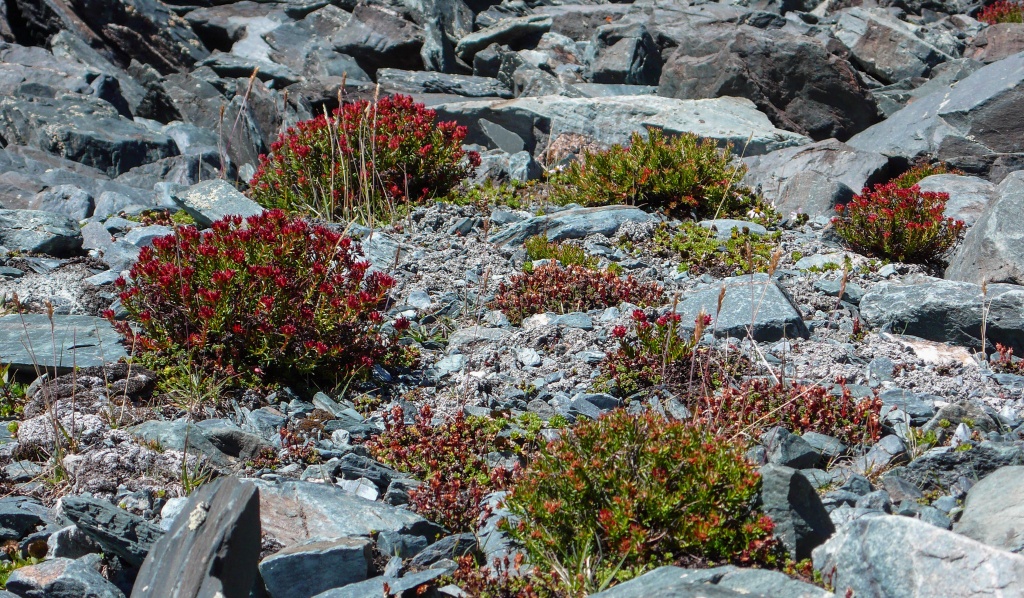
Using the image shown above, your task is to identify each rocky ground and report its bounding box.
[1,0,1024,595]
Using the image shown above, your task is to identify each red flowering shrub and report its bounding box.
[979,0,1023,23]
[368,405,516,532]
[832,183,965,264]
[697,379,883,446]
[503,410,778,595]
[549,128,764,220]
[109,210,412,383]
[250,94,480,223]
[491,264,665,326]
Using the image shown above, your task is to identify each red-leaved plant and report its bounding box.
[250,94,480,223]
[832,183,965,265]
[979,0,1023,23]
[491,264,666,326]
[108,210,413,383]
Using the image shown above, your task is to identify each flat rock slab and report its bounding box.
[59,496,164,567]
[0,209,83,256]
[0,314,127,374]
[813,515,1024,597]
[954,465,1024,553]
[590,565,829,598]
[946,171,1024,285]
[671,274,809,342]
[435,95,809,159]
[6,557,124,598]
[489,206,660,246]
[248,479,445,548]
[259,537,372,598]
[173,180,264,228]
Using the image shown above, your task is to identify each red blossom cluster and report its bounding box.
[979,0,1023,23]
[108,210,413,382]
[832,183,965,265]
[250,94,480,222]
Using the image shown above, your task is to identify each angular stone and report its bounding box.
[173,180,264,228]
[6,557,124,598]
[133,478,261,598]
[490,206,660,246]
[311,569,446,598]
[833,8,954,84]
[128,420,232,468]
[28,185,94,220]
[0,314,127,375]
[259,537,372,598]
[0,497,47,541]
[947,171,1024,285]
[894,442,1024,492]
[763,428,819,469]
[760,464,835,560]
[377,69,510,99]
[589,565,829,598]
[813,516,1024,598]
[59,496,164,567]
[455,15,552,61]
[671,274,809,342]
[0,209,82,256]
[954,465,1024,553]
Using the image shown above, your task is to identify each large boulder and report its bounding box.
[760,465,835,560]
[671,274,809,342]
[586,22,661,86]
[892,442,1024,492]
[860,277,1024,353]
[657,23,879,141]
[847,51,1024,178]
[946,171,1024,284]
[172,179,264,228]
[0,209,82,256]
[954,465,1024,553]
[813,515,1024,597]
[589,565,830,598]
[0,314,127,375]
[59,496,164,567]
[6,557,124,598]
[967,23,1024,64]
[434,95,809,160]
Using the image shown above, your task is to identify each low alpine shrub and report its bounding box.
[549,128,762,220]
[890,161,962,189]
[648,222,781,277]
[491,264,665,326]
[109,210,413,385]
[503,409,778,595]
[523,235,597,269]
[979,0,1023,23]
[697,379,883,446]
[832,183,965,265]
[250,94,480,223]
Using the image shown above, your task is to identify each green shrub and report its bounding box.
[549,128,761,220]
[250,94,480,224]
[491,264,665,326]
[503,410,778,595]
[890,162,963,189]
[108,210,414,385]
[524,236,597,269]
[649,222,781,277]
[832,183,965,265]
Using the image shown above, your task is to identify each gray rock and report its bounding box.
[0,314,127,375]
[455,15,552,61]
[801,432,848,462]
[133,478,261,598]
[311,569,446,598]
[260,537,372,598]
[895,442,1024,492]
[28,185,94,220]
[671,273,809,342]
[3,460,42,483]
[947,171,1024,285]
[123,225,173,249]
[128,420,232,468]
[954,465,1024,552]
[813,280,864,305]
[408,533,477,569]
[760,464,835,560]
[833,8,954,84]
[587,22,661,86]
[491,206,660,246]
[378,69,511,99]
[917,174,995,227]
[6,557,124,598]
[589,565,828,598]
[0,209,82,256]
[0,497,46,541]
[813,515,1024,597]
[850,435,908,475]
[435,95,809,160]
[447,326,510,349]
[46,525,101,559]
[59,496,164,567]
[763,428,819,469]
[173,180,264,228]
[860,277,1024,353]
[250,479,444,549]
[376,530,428,559]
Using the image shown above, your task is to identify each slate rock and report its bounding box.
[697,219,767,241]
[760,464,835,560]
[0,209,82,256]
[850,434,908,475]
[0,497,46,541]
[763,428,819,469]
[489,206,660,246]
[6,557,124,598]
[172,180,264,228]
[377,69,511,99]
[331,5,424,75]
[59,496,164,567]
[813,515,1024,597]
[408,533,477,569]
[587,22,661,86]
[917,173,995,227]
[311,569,446,598]
[455,15,552,61]
[133,477,261,598]
[0,314,127,374]
[28,185,94,220]
[833,7,954,84]
[589,565,828,598]
[895,442,1024,492]
[47,525,101,559]
[671,273,809,342]
[953,465,1024,552]
[129,420,232,468]
[947,171,1024,285]
[260,537,372,598]
[376,530,428,559]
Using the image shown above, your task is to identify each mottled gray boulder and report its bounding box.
[377,69,511,98]
[250,479,444,549]
[134,478,260,598]
[954,465,1024,553]
[331,4,424,75]
[917,173,995,227]
[0,209,82,256]
[311,569,446,598]
[489,206,660,245]
[833,8,955,84]
[0,497,47,540]
[813,515,1024,597]
[847,51,1024,175]
[671,274,809,342]
[763,428,819,469]
[967,23,1024,64]
[6,557,124,598]
[760,464,835,560]
[587,22,661,86]
[59,496,164,567]
[894,442,1024,492]
[0,97,177,177]
[0,314,127,374]
[860,278,1024,353]
[259,537,372,598]
[455,15,552,61]
[946,171,1024,284]
[129,420,232,468]
[409,533,478,569]
[590,565,829,598]
[173,180,264,228]
[743,139,889,217]
[28,185,94,220]
[434,95,809,160]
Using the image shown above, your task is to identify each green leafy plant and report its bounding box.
[108,210,415,387]
[0,555,40,589]
[250,94,480,224]
[491,264,665,326]
[890,161,963,189]
[524,236,598,269]
[549,128,762,220]
[832,183,965,265]
[453,180,532,211]
[649,222,781,277]
[503,410,778,595]
[979,0,1023,23]
[0,364,27,418]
